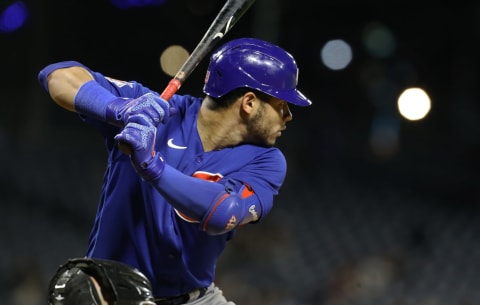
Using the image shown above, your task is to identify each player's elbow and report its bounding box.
[200,192,246,235]
[44,66,94,112]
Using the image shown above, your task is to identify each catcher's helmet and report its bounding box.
[48,258,155,305]
[203,37,312,107]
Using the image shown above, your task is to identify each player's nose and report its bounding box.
[283,103,292,122]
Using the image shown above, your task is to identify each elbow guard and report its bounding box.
[200,191,245,235]
[200,183,260,235]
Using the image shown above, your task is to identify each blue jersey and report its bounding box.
[82,70,287,297]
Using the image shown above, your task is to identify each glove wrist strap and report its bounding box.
[105,98,136,126]
[138,153,165,182]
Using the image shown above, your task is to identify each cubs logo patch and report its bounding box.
[105,76,134,88]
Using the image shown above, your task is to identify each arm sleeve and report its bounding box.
[152,165,226,220]
[38,60,153,99]
[150,148,287,224]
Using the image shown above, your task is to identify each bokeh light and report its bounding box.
[320,39,353,70]
[160,45,190,77]
[362,22,397,58]
[0,1,28,33]
[397,87,431,121]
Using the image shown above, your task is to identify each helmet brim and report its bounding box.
[271,88,312,107]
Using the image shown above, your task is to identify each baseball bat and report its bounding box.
[160,0,256,100]
[119,0,256,154]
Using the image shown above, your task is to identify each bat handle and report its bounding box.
[118,141,133,155]
[118,78,182,156]
[160,78,182,101]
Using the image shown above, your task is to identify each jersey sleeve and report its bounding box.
[89,71,152,99]
[223,147,287,219]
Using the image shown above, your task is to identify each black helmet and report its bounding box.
[48,258,155,305]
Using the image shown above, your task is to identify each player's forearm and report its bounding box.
[38,61,95,112]
[47,67,94,112]
[153,165,225,219]
[39,61,171,126]
[147,164,258,235]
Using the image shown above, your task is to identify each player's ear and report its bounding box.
[240,91,257,115]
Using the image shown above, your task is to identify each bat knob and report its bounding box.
[118,141,133,155]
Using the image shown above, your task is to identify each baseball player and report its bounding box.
[38,38,312,305]
[48,257,156,305]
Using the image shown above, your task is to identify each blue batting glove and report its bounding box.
[107,92,176,127]
[72,80,176,127]
[114,116,165,181]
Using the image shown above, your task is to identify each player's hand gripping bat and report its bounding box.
[118,0,256,154]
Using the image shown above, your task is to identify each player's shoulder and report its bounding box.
[228,143,283,155]
[169,94,203,113]
[236,144,284,156]
[220,145,287,199]
[230,144,286,168]
[253,145,286,166]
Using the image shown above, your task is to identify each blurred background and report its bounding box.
[1,0,479,304]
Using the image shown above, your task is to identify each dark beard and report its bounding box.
[245,103,273,147]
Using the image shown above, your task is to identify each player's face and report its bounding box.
[247,97,292,147]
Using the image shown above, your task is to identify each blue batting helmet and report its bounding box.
[203,38,312,107]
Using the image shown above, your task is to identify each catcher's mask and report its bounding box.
[48,257,156,305]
